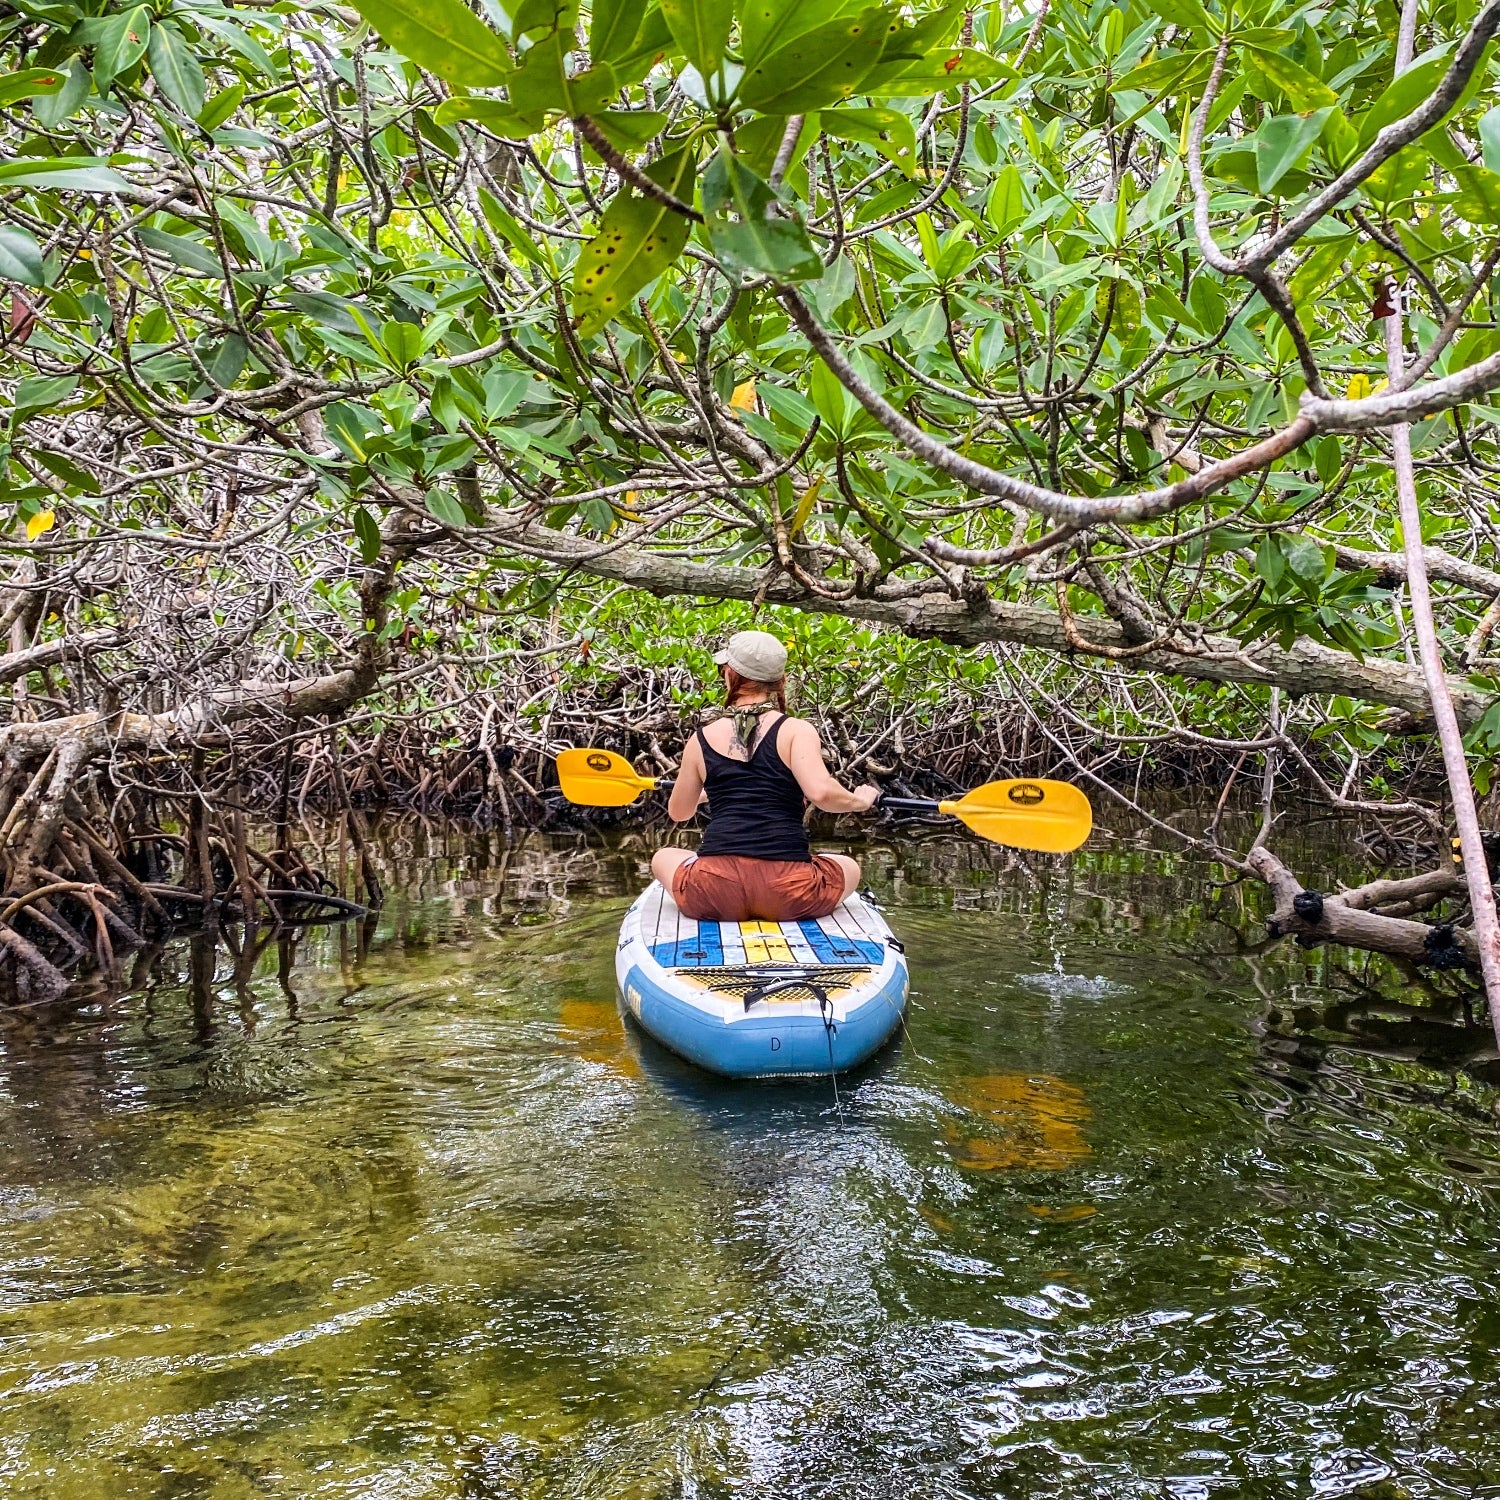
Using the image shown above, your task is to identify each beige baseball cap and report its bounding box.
[713,629,787,682]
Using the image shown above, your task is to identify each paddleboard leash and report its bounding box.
[818,988,843,1119]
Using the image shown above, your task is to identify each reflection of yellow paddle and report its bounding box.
[555,748,1092,854]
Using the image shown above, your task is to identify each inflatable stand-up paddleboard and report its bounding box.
[616,882,909,1078]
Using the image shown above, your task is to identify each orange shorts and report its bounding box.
[673,853,847,923]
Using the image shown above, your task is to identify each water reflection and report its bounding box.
[0,814,1494,1497]
[944,1073,1092,1172]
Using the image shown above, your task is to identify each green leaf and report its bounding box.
[32,448,96,491]
[1355,46,1450,149]
[877,2,964,61]
[1143,0,1213,28]
[0,156,129,192]
[94,6,151,92]
[986,163,1026,231]
[1286,235,1350,302]
[1314,436,1341,484]
[477,187,548,265]
[740,0,849,69]
[1241,46,1335,110]
[13,376,77,420]
[508,34,618,117]
[204,333,247,387]
[511,0,579,41]
[590,0,647,60]
[0,226,45,288]
[31,56,90,128]
[0,67,69,108]
[1479,104,1500,176]
[1254,108,1331,193]
[382,320,424,368]
[738,6,896,114]
[424,487,468,527]
[1112,50,1210,95]
[435,97,545,137]
[193,14,277,76]
[197,82,245,132]
[1284,534,1329,595]
[708,215,823,279]
[353,507,382,563]
[147,23,205,117]
[660,0,733,78]
[808,357,851,436]
[701,152,824,279]
[585,109,669,151]
[1254,535,1286,588]
[611,5,675,80]
[1363,143,1429,208]
[1447,162,1500,226]
[572,148,697,336]
[347,0,513,88]
[137,225,225,278]
[324,403,382,461]
[1187,273,1225,332]
[821,105,917,175]
[861,44,1005,96]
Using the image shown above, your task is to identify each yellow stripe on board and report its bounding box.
[737,920,794,964]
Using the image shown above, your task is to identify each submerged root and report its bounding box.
[0,746,370,1003]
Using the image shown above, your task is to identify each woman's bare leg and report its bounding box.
[651,847,695,897]
[828,853,862,900]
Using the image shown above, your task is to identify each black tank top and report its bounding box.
[695,716,812,863]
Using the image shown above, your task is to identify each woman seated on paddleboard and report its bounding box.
[650,630,880,923]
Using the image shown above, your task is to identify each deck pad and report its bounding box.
[640,882,885,969]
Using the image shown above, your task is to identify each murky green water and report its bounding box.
[1,820,1497,1498]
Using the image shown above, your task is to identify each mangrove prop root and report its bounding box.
[0,747,369,1002]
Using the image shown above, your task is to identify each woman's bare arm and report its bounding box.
[781,719,880,813]
[667,736,706,821]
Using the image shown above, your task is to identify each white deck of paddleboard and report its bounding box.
[618,882,902,1024]
[634,882,885,968]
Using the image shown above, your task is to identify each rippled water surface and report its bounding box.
[1,821,1497,1498]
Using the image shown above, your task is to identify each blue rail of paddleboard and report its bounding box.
[623,962,908,1078]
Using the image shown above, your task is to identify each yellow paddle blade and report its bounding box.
[937,779,1093,854]
[555,748,659,807]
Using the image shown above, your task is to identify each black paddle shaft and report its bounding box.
[644,787,937,813]
[876,795,944,815]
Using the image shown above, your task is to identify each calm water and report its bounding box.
[0,819,1497,1498]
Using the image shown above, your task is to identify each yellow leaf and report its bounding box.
[26,509,55,541]
[730,378,757,413]
[788,476,822,537]
[1345,373,1372,400]
[613,489,642,522]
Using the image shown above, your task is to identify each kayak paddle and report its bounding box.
[555,749,1092,854]
[555,748,668,807]
[877,781,1092,854]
